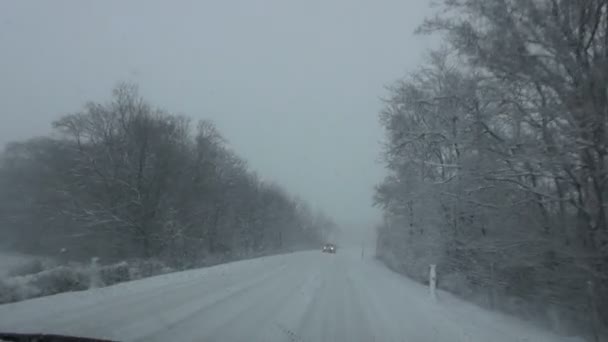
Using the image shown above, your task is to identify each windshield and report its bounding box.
[0,1,604,341]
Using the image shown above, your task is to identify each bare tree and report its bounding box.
[0,83,334,268]
[376,4,608,334]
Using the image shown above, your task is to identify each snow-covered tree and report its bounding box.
[0,83,335,268]
[376,1,608,337]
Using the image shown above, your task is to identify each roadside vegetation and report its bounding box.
[0,84,335,303]
[375,1,608,340]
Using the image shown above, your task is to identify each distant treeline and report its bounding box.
[0,84,334,267]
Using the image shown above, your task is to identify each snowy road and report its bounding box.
[0,249,580,342]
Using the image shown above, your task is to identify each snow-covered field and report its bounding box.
[0,248,583,342]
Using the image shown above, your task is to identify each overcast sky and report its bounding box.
[0,0,435,228]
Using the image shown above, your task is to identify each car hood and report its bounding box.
[0,333,118,342]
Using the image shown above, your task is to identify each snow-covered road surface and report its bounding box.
[0,249,581,342]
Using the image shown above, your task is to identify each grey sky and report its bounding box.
[0,0,434,227]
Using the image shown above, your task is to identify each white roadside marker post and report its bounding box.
[429,264,437,301]
[89,257,102,289]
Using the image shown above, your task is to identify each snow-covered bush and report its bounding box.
[28,266,89,294]
[440,272,474,298]
[0,266,87,304]
[0,278,39,303]
[0,258,177,305]
[127,259,173,280]
[6,259,45,277]
[99,261,130,286]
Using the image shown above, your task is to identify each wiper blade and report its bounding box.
[0,333,118,342]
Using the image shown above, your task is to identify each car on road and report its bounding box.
[322,243,336,253]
